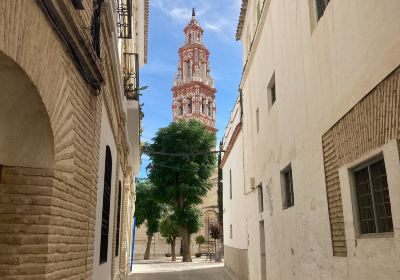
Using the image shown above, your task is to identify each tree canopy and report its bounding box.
[146,120,216,262]
[159,213,181,244]
[148,120,216,206]
[135,180,163,236]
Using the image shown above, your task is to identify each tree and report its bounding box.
[195,235,205,255]
[159,214,181,261]
[147,120,216,262]
[135,180,163,260]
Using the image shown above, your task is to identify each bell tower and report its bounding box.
[172,8,217,133]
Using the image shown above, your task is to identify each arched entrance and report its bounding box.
[0,52,55,278]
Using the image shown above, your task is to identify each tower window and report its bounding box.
[353,157,393,234]
[178,100,183,116]
[187,98,192,114]
[201,99,206,114]
[208,101,213,118]
[100,146,113,264]
[115,181,122,257]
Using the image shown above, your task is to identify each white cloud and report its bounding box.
[151,0,240,38]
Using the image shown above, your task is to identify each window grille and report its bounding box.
[100,146,112,264]
[92,0,104,58]
[282,166,294,209]
[115,181,122,257]
[117,0,132,39]
[354,157,393,234]
[316,0,330,20]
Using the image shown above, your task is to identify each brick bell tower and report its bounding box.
[172,8,217,133]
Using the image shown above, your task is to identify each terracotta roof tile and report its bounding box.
[235,0,249,41]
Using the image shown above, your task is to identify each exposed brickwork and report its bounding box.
[0,166,54,279]
[322,66,400,257]
[0,1,134,279]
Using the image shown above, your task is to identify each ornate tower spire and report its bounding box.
[172,9,217,133]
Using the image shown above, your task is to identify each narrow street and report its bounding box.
[130,258,232,280]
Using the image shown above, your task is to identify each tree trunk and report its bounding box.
[171,237,176,261]
[181,226,192,262]
[144,233,153,260]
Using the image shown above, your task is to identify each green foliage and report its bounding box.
[195,235,205,246]
[174,206,203,234]
[148,120,216,207]
[135,180,163,236]
[159,213,181,244]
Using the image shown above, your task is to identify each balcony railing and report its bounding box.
[123,52,140,100]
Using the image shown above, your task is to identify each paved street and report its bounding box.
[129,257,232,280]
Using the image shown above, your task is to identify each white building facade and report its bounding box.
[222,0,400,279]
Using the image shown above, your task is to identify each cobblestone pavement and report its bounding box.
[129,257,232,280]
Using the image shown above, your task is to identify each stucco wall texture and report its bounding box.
[223,0,400,279]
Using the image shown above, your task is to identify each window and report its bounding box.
[256,108,260,132]
[201,99,206,114]
[258,184,264,213]
[177,100,183,116]
[208,102,213,118]
[100,146,113,264]
[282,165,294,209]
[316,0,330,20]
[117,0,133,39]
[353,157,393,235]
[71,0,84,10]
[115,181,122,257]
[268,73,276,110]
[187,98,192,114]
[229,169,233,199]
[230,224,233,239]
[92,0,104,57]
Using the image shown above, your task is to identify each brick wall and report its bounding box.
[322,66,400,257]
[0,166,54,279]
[0,0,132,279]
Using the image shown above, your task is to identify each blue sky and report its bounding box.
[139,0,243,176]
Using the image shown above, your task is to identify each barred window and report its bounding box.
[316,0,330,20]
[100,146,112,264]
[353,157,393,235]
[115,181,122,257]
[282,165,294,209]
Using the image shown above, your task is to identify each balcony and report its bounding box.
[123,52,140,101]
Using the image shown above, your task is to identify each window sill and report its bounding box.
[357,232,394,240]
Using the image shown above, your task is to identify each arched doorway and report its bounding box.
[0,52,55,278]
